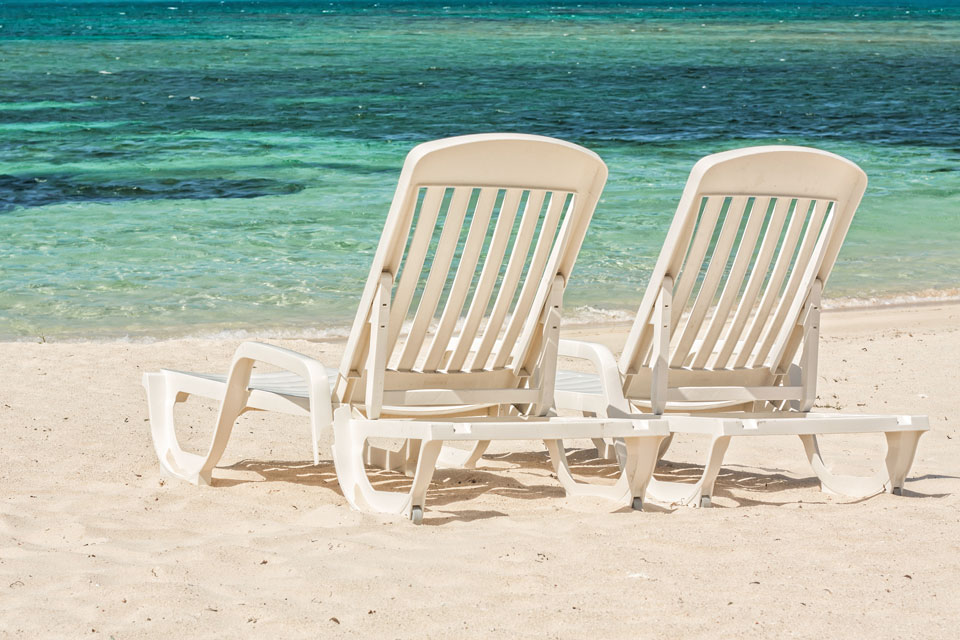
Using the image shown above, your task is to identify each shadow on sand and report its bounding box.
[210,444,951,522]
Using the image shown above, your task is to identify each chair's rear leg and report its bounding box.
[144,372,183,476]
[583,411,620,463]
[591,438,620,462]
[461,440,489,469]
[407,440,444,524]
[332,413,408,514]
[547,439,621,500]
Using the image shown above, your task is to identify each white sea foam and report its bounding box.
[563,306,636,327]
[822,289,960,310]
[12,290,959,344]
[564,289,960,330]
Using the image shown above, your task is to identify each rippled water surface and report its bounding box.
[1,1,958,339]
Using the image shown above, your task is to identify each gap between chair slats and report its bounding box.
[386,186,446,360]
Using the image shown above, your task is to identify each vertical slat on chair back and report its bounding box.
[620,147,867,398]
[336,134,607,410]
[391,185,572,374]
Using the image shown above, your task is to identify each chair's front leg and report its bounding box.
[195,355,256,484]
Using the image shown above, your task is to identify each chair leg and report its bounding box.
[657,433,675,462]
[621,436,664,511]
[590,417,672,466]
[143,372,243,486]
[591,438,619,462]
[884,431,923,495]
[407,441,444,524]
[436,440,489,469]
[364,439,422,476]
[331,408,443,524]
[461,440,490,468]
[544,436,663,509]
[800,432,924,498]
[645,434,731,507]
[308,410,321,466]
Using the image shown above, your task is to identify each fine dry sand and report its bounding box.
[1,302,958,638]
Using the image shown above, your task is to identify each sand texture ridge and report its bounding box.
[0,302,958,638]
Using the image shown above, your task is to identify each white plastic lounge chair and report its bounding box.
[144,133,668,523]
[554,146,929,507]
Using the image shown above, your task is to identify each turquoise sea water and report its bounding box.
[1,1,958,340]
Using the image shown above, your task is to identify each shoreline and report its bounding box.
[7,294,960,345]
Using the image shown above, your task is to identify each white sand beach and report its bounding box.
[1,301,958,638]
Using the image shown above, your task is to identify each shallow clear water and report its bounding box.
[1,1,958,339]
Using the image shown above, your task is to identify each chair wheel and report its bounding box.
[700,495,712,508]
[631,497,643,511]
[411,506,423,525]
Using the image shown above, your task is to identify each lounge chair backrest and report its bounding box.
[619,146,867,406]
[338,134,608,417]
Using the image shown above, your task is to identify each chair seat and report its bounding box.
[555,369,605,395]
[555,368,744,411]
[168,368,337,398]
[164,367,500,417]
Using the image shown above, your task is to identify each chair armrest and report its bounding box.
[230,341,334,424]
[557,339,629,413]
[233,341,330,383]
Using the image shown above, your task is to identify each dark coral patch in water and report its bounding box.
[0,174,305,212]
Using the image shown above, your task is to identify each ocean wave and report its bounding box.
[563,289,960,330]
[11,289,960,344]
[563,306,637,327]
[822,289,960,310]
